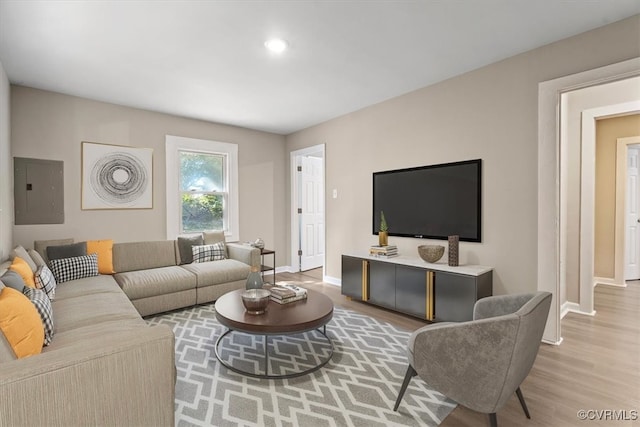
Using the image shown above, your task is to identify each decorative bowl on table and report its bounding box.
[418,245,445,263]
[241,289,271,314]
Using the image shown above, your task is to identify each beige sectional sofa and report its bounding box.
[0,235,260,426]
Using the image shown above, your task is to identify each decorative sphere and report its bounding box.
[241,289,271,314]
[418,245,445,263]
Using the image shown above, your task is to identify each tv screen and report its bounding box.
[373,159,481,242]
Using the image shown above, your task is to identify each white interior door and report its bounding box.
[299,156,324,271]
[625,147,640,280]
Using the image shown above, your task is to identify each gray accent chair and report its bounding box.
[394,291,552,427]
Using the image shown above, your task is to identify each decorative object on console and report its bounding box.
[378,210,389,246]
[245,266,264,290]
[448,235,459,266]
[370,245,397,258]
[241,289,271,314]
[418,245,445,263]
[81,141,153,210]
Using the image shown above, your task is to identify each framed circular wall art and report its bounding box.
[81,141,153,209]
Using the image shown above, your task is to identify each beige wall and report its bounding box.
[10,86,287,258]
[0,61,11,260]
[595,115,640,277]
[286,15,640,295]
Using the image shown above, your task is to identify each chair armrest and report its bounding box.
[227,243,261,269]
[410,316,519,413]
[0,325,175,426]
[473,293,536,320]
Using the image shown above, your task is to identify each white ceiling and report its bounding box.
[1,1,639,135]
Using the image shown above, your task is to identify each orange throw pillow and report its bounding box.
[0,287,44,358]
[10,257,36,288]
[86,239,115,274]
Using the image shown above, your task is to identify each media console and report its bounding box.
[341,253,493,322]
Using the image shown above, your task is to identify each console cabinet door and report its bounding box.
[434,271,477,322]
[341,256,364,299]
[395,265,427,318]
[368,260,396,309]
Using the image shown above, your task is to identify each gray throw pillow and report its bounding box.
[46,241,87,262]
[177,235,204,264]
[11,246,37,272]
[0,271,26,293]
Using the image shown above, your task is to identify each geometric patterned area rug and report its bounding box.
[145,300,456,427]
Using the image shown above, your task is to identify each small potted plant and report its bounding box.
[379,211,388,246]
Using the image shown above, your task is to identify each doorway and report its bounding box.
[538,58,640,344]
[290,144,325,273]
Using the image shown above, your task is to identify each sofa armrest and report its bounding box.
[227,243,260,269]
[0,325,175,427]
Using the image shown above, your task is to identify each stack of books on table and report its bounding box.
[266,283,308,304]
[369,245,398,258]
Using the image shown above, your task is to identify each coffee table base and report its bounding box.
[214,326,334,379]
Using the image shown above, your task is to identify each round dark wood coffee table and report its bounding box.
[214,288,334,379]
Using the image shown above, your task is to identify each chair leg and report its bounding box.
[489,413,498,427]
[393,365,417,411]
[515,387,531,419]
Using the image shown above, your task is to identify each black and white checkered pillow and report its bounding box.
[192,242,226,263]
[23,286,54,346]
[34,265,57,300]
[49,253,99,284]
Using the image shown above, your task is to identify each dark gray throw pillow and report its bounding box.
[46,241,87,261]
[0,270,26,292]
[177,235,203,264]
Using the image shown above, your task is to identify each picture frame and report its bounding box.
[81,141,153,210]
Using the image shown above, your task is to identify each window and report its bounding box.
[180,151,226,233]
[166,135,239,240]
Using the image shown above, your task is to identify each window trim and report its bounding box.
[166,135,239,241]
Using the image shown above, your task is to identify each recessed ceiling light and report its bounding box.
[264,38,288,54]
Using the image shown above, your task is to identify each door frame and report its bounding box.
[290,144,325,274]
[538,57,640,345]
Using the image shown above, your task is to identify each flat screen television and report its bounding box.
[373,159,482,242]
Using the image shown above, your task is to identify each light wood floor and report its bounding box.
[277,270,640,426]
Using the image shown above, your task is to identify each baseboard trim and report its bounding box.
[593,277,627,288]
[561,301,596,318]
[542,337,563,346]
[323,275,341,287]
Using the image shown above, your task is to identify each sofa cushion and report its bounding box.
[28,249,47,268]
[113,241,177,273]
[1,270,26,293]
[52,278,143,335]
[181,259,250,287]
[34,265,57,300]
[177,235,204,264]
[87,239,115,274]
[11,246,37,272]
[203,231,228,257]
[47,241,87,261]
[49,254,99,284]
[34,238,74,263]
[9,257,35,288]
[114,266,196,300]
[0,287,43,358]
[54,274,126,301]
[23,287,54,346]
[192,242,226,263]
